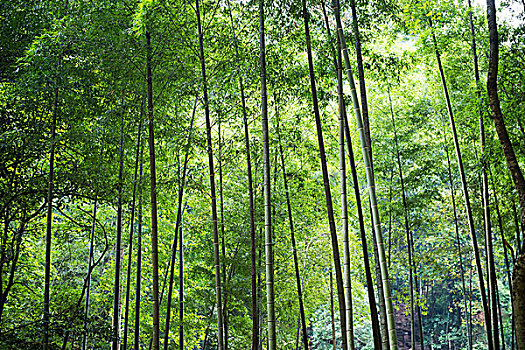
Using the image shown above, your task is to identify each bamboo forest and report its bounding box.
[2,0,525,348]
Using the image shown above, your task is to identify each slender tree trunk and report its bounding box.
[226,6,260,346]
[388,89,415,350]
[258,224,264,350]
[82,198,97,350]
[512,198,522,260]
[302,1,348,348]
[339,76,355,350]
[242,43,259,350]
[43,86,59,350]
[388,161,394,270]
[319,3,381,346]
[123,116,143,350]
[485,0,525,347]
[322,15,356,349]
[442,112,473,350]
[481,110,500,350]
[276,114,309,349]
[112,107,125,350]
[466,2,500,346]
[374,233,390,350]
[343,104,382,350]
[344,2,390,343]
[429,19,493,350]
[145,26,160,350]
[195,1,224,347]
[330,269,337,350]
[497,285,507,350]
[348,0,371,163]
[82,132,106,350]
[490,166,515,350]
[332,1,397,347]
[224,0,259,343]
[258,0,275,348]
[163,97,197,350]
[179,216,184,350]
[345,3,391,342]
[416,276,425,350]
[218,121,229,350]
[134,145,144,350]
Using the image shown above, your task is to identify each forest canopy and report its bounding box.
[1,0,525,349]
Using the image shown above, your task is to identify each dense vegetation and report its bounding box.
[1,0,524,349]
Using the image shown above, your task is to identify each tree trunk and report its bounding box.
[163,96,197,350]
[43,86,59,350]
[302,1,348,347]
[218,121,229,350]
[466,1,500,345]
[179,216,184,350]
[348,0,371,166]
[330,269,337,350]
[319,4,380,346]
[224,0,259,343]
[339,72,356,350]
[490,166,515,350]
[134,152,144,350]
[485,0,525,347]
[145,26,160,350]
[276,114,309,350]
[332,1,397,347]
[442,127,472,350]
[112,105,125,350]
[481,114,500,350]
[82,197,97,350]
[195,0,225,347]
[416,276,425,350]
[429,19,493,350]
[258,0,276,348]
[512,198,522,261]
[497,285,507,350]
[123,116,143,350]
[388,89,415,350]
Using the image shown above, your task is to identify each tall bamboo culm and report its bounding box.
[195,0,225,347]
[302,0,349,348]
[332,0,398,348]
[429,19,493,350]
[259,0,275,347]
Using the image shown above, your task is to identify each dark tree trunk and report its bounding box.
[178,217,184,350]
[302,1,348,347]
[218,121,229,350]
[442,103,472,350]
[485,0,525,348]
[43,86,59,350]
[123,116,143,350]
[489,165,515,350]
[388,89,415,350]
[195,0,225,347]
[467,1,500,345]
[430,19,493,350]
[224,0,259,343]
[82,198,97,350]
[112,102,125,350]
[163,96,197,350]
[319,5,380,347]
[330,269,336,350]
[134,144,144,350]
[146,26,160,350]
[276,114,309,350]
